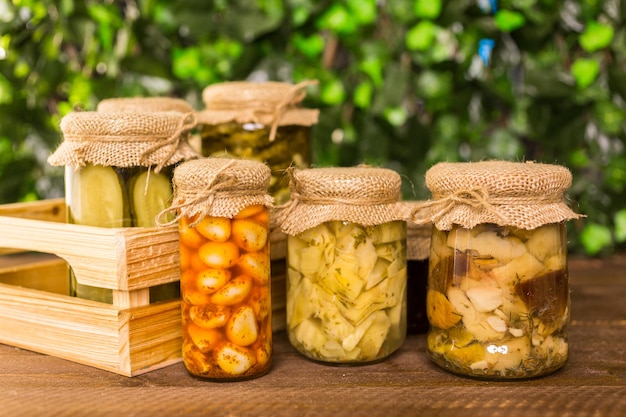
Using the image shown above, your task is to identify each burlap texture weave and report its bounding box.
[196,80,319,141]
[398,201,432,261]
[158,158,273,225]
[412,160,584,231]
[276,166,406,236]
[96,97,193,113]
[48,111,200,171]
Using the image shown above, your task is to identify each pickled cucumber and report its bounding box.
[201,123,311,205]
[130,170,173,227]
[69,164,127,227]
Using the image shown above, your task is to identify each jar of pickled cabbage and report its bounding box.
[157,157,274,381]
[197,80,319,205]
[414,161,584,380]
[277,166,408,364]
[48,110,200,303]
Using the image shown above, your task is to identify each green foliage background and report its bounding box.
[1,0,625,255]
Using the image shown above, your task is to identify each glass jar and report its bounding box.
[179,205,272,380]
[406,215,432,334]
[64,164,175,302]
[417,160,584,380]
[48,110,200,303]
[287,220,407,364]
[427,222,569,379]
[161,158,274,381]
[197,80,319,205]
[278,166,408,364]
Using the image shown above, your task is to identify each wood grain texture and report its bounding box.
[0,255,625,417]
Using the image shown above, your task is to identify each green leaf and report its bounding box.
[594,100,625,135]
[359,57,384,87]
[580,223,613,255]
[172,47,201,80]
[615,209,626,243]
[292,6,310,26]
[416,70,451,99]
[353,81,373,109]
[568,149,590,169]
[494,10,526,32]
[317,4,358,35]
[413,0,442,19]
[606,157,626,193]
[0,73,13,105]
[346,0,377,25]
[320,78,346,105]
[293,33,325,58]
[487,129,523,159]
[383,106,408,127]
[406,21,438,51]
[580,21,615,53]
[571,58,600,89]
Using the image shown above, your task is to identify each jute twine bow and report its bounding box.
[156,159,271,227]
[55,111,199,171]
[157,159,235,227]
[411,187,509,225]
[139,111,198,173]
[273,165,403,234]
[266,80,317,141]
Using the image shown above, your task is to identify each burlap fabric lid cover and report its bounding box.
[161,158,273,224]
[419,160,584,231]
[48,111,199,171]
[197,80,319,133]
[96,97,193,113]
[398,201,432,261]
[278,166,406,236]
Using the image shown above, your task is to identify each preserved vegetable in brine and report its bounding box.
[158,157,274,381]
[201,123,311,205]
[277,166,408,365]
[197,81,319,205]
[179,206,272,379]
[426,223,569,379]
[287,220,407,363]
[49,110,200,303]
[413,161,584,380]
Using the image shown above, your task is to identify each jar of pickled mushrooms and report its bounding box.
[197,80,319,205]
[48,110,199,303]
[158,158,274,381]
[414,161,584,380]
[277,166,408,364]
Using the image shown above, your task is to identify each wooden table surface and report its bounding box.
[1,255,625,417]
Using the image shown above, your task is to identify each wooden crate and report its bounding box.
[0,199,182,376]
[0,199,289,376]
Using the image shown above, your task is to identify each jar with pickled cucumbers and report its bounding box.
[277,166,408,364]
[48,110,200,303]
[415,161,584,380]
[157,158,274,381]
[197,80,319,205]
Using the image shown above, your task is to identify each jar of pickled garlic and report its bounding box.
[158,157,274,381]
[47,110,200,303]
[197,80,319,205]
[277,166,408,364]
[413,161,584,380]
